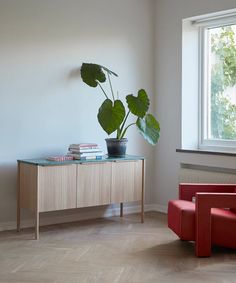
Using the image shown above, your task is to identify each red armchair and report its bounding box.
[168,183,236,257]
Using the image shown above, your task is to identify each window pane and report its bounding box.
[208,25,236,140]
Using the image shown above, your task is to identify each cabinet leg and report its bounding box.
[120,203,123,217]
[35,210,39,240]
[17,205,20,232]
[141,159,145,223]
[141,199,144,223]
[17,162,20,232]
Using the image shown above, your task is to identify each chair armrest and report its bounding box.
[196,192,236,208]
[179,183,236,201]
[195,192,236,257]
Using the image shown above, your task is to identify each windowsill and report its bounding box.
[176,148,236,157]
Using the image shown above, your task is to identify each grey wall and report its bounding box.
[154,0,236,206]
[0,0,156,226]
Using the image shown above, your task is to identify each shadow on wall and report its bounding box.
[0,163,17,223]
[67,68,81,81]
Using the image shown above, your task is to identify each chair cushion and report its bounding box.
[168,199,236,248]
[212,208,236,248]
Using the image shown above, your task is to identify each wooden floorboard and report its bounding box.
[0,212,236,283]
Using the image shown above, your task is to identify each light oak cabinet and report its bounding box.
[17,156,145,239]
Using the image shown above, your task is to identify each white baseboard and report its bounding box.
[0,204,167,232]
[148,204,168,214]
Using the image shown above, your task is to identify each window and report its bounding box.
[181,10,236,153]
[200,20,236,150]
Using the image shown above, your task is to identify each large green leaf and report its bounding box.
[97,99,125,135]
[81,63,118,88]
[136,114,160,145]
[126,89,150,118]
[81,63,106,87]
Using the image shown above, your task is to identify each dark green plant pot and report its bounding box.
[105,138,128,157]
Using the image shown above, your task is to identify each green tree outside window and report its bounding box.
[210,25,236,140]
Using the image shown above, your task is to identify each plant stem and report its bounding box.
[107,72,115,102]
[116,128,121,139]
[120,123,136,139]
[120,110,130,133]
[97,82,109,100]
[118,110,130,138]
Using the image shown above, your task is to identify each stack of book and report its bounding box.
[67,143,104,160]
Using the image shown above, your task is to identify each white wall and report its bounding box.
[154,0,236,206]
[0,0,156,226]
[3,0,236,229]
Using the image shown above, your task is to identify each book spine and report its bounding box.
[69,147,99,151]
[68,152,103,157]
[68,148,102,153]
[70,155,104,160]
[69,144,98,148]
[80,156,103,160]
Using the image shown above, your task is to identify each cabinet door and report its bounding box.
[111,160,143,203]
[77,163,111,208]
[38,165,76,212]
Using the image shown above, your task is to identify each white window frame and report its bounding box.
[196,13,236,152]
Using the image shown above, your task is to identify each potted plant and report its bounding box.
[80,63,160,157]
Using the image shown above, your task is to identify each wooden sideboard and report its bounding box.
[17,155,145,239]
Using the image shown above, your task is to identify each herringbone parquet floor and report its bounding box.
[0,212,236,283]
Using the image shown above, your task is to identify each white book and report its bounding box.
[68,148,102,153]
[69,143,98,149]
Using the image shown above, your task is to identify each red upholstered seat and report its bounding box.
[168,184,236,257]
[211,208,236,249]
